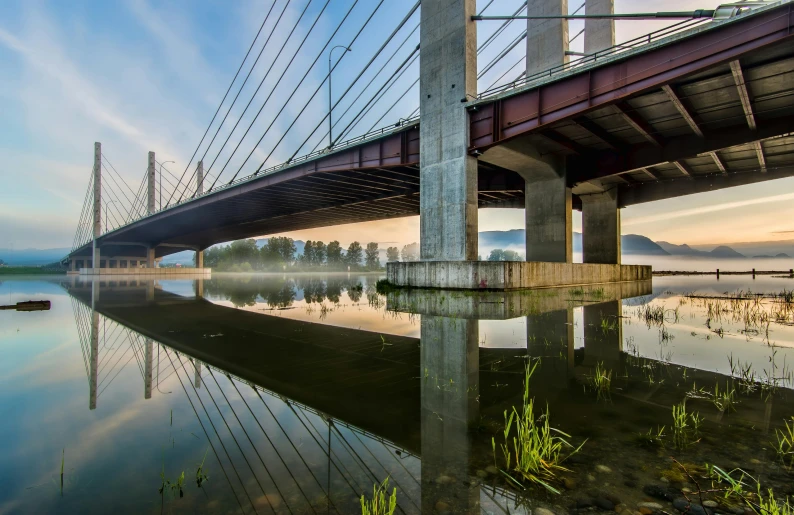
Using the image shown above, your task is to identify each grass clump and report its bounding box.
[635,426,666,449]
[492,360,585,494]
[776,417,794,466]
[672,401,702,449]
[707,465,793,515]
[589,361,612,400]
[360,477,397,515]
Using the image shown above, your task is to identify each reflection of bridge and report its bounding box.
[66,1,794,289]
[63,276,794,512]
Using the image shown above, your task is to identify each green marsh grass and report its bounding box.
[360,477,397,515]
[776,417,794,466]
[493,360,584,494]
[590,361,612,400]
[672,401,702,449]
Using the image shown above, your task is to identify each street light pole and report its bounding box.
[328,45,351,148]
[158,160,175,210]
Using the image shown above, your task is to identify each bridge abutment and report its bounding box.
[525,168,573,263]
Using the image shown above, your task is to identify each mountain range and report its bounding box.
[4,233,793,266]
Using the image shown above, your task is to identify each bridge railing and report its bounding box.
[475,17,714,101]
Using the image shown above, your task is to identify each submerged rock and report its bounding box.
[535,507,557,515]
[702,501,718,509]
[596,465,613,474]
[485,465,498,475]
[673,498,710,515]
[595,497,615,511]
[476,469,488,479]
[643,484,678,502]
[637,502,663,511]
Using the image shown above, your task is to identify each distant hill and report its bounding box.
[480,230,669,256]
[658,241,746,258]
[0,248,70,266]
[752,253,791,259]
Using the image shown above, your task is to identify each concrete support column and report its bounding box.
[195,249,204,269]
[420,315,480,513]
[527,0,568,77]
[419,0,478,261]
[146,248,156,268]
[144,339,153,399]
[93,142,102,271]
[147,151,156,214]
[70,259,76,272]
[584,0,615,55]
[525,171,572,262]
[197,160,204,196]
[582,188,621,264]
[583,301,623,367]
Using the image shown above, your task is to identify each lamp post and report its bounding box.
[159,160,175,210]
[328,45,351,147]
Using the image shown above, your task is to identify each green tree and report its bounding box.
[229,239,259,265]
[302,240,315,266]
[346,241,363,268]
[400,242,418,262]
[365,242,380,270]
[386,247,399,262]
[326,241,343,268]
[488,249,522,261]
[261,237,296,269]
[313,241,327,266]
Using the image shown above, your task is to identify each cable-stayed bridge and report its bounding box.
[65,0,794,284]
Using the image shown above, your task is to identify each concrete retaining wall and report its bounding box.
[80,267,211,277]
[386,261,651,290]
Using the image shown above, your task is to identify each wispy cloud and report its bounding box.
[623,192,794,227]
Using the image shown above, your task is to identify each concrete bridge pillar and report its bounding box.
[197,160,204,196]
[419,0,478,261]
[582,188,621,264]
[584,0,615,55]
[527,0,568,77]
[146,247,156,268]
[525,170,573,262]
[147,151,156,214]
[420,315,480,512]
[93,142,102,271]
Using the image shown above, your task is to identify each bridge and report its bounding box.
[65,0,794,288]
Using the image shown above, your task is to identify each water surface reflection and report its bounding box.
[0,274,792,513]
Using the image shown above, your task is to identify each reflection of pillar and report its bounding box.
[583,301,623,367]
[420,315,480,513]
[144,339,153,399]
[527,308,575,383]
[146,280,155,302]
[90,310,99,410]
[194,278,204,298]
[194,360,201,389]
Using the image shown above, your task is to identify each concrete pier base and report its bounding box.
[387,261,650,290]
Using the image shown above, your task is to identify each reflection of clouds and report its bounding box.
[2,339,86,388]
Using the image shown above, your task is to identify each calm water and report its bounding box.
[1,273,793,514]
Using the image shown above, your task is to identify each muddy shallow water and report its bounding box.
[1,273,792,514]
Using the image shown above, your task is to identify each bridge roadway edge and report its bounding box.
[387,261,651,290]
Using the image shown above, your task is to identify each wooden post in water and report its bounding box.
[752,268,756,279]
[790,269,793,278]
[716,268,720,279]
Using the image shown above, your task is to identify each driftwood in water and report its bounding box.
[0,300,51,312]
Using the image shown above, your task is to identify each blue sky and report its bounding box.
[1,0,793,250]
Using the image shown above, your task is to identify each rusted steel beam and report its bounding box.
[662,84,704,137]
[614,102,664,146]
[754,140,767,171]
[730,60,757,130]
[469,4,793,151]
[672,161,693,176]
[708,151,728,174]
[572,116,626,150]
[569,116,793,181]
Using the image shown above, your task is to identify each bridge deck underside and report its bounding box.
[72,163,524,258]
